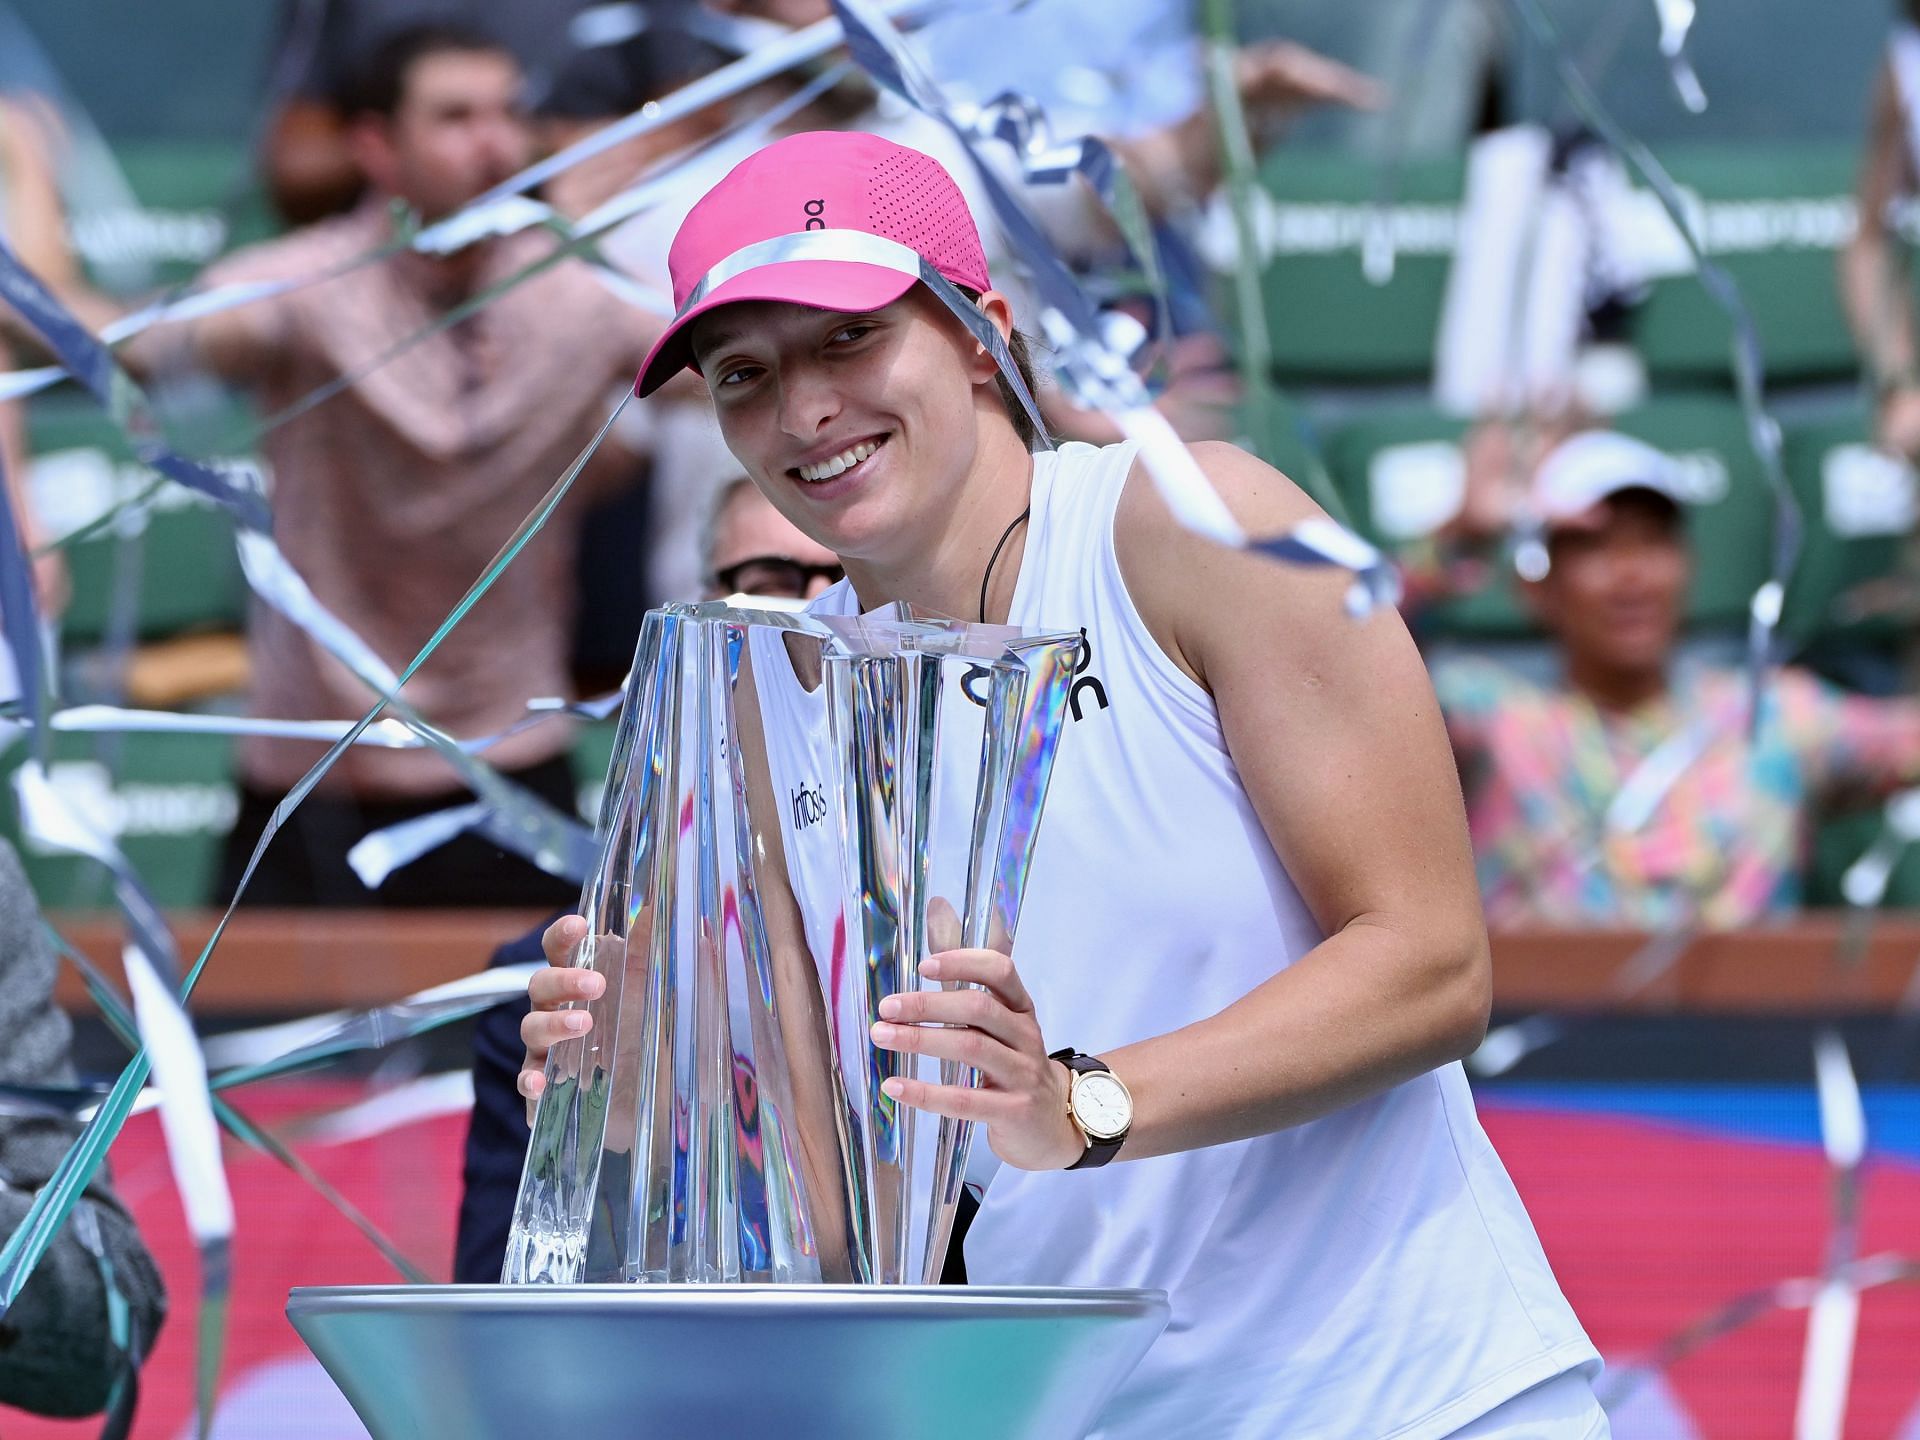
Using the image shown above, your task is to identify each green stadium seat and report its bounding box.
[1245,0,1883,150]
[1778,407,1916,656]
[11,0,280,145]
[1504,0,1884,149]
[1243,142,1864,391]
[105,141,281,289]
[1321,393,1779,638]
[571,718,621,828]
[1629,144,1862,387]
[0,715,620,913]
[1233,388,1336,507]
[0,728,236,910]
[25,391,251,645]
[1806,808,1920,910]
[1244,152,1463,384]
[0,714,622,914]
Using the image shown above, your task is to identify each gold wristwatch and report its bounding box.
[1050,1048,1133,1170]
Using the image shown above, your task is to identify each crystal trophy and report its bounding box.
[502,601,1079,1287]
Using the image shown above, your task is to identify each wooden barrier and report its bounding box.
[45,909,1920,1016]
[49,909,551,1015]
[1489,917,1920,1012]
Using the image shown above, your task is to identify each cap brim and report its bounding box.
[632,260,920,397]
[1542,480,1686,533]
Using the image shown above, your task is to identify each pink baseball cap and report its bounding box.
[632,130,994,397]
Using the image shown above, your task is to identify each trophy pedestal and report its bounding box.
[288,1284,1168,1440]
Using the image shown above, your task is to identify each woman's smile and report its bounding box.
[791,431,890,482]
[783,430,892,501]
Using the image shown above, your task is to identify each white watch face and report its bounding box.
[1071,1071,1133,1141]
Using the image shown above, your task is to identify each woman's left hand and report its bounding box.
[871,948,1085,1173]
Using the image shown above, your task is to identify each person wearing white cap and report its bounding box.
[1420,426,1920,929]
[1527,430,1689,529]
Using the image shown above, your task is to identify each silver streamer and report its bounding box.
[1502,0,1801,739]
[1652,0,1708,114]
[830,0,1397,610]
[0,5,1892,1429]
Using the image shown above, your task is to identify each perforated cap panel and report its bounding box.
[866,145,990,292]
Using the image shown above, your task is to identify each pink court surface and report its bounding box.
[4,1081,1919,1439]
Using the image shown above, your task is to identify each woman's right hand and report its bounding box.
[518,914,606,1125]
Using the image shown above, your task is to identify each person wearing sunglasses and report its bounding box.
[702,475,845,602]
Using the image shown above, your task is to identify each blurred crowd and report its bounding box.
[0,3,1918,933]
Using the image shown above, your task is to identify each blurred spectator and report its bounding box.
[0,93,71,614]
[701,474,843,602]
[1415,425,1920,929]
[0,838,166,1419]
[1271,0,1505,158]
[83,24,667,907]
[261,0,704,223]
[1842,1,1920,462]
[453,468,832,1283]
[534,2,717,223]
[919,0,1383,216]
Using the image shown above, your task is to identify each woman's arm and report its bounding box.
[875,443,1489,1169]
[1841,61,1920,457]
[1111,41,1383,216]
[1092,442,1489,1158]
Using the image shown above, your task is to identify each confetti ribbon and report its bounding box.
[49,927,435,1284]
[1503,0,1802,736]
[831,0,1397,612]
[1652,0,1708,114]
[7,758,234,1437]
[0,382,629,1361]
[1796,1028,1866,1440]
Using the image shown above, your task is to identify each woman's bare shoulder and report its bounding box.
[1111,440,1351,687]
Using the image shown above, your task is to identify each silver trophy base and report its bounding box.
[288,1284,1170,1440]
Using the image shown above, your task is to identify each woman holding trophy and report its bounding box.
[516,131,1608,1440]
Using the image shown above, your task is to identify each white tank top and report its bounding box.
[812,440,1597,1439]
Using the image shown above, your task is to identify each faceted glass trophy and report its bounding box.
[502,601,1079,1287]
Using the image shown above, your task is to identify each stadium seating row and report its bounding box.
[10,105,1915,911]
[1241,143,1865,386]
[31,387,1907,650]
[7,680,1914,913]
[18,403,1915,915]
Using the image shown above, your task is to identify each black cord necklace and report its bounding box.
[978,505,1031,623]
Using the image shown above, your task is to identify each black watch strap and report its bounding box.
[1050,1047,1127,1171]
